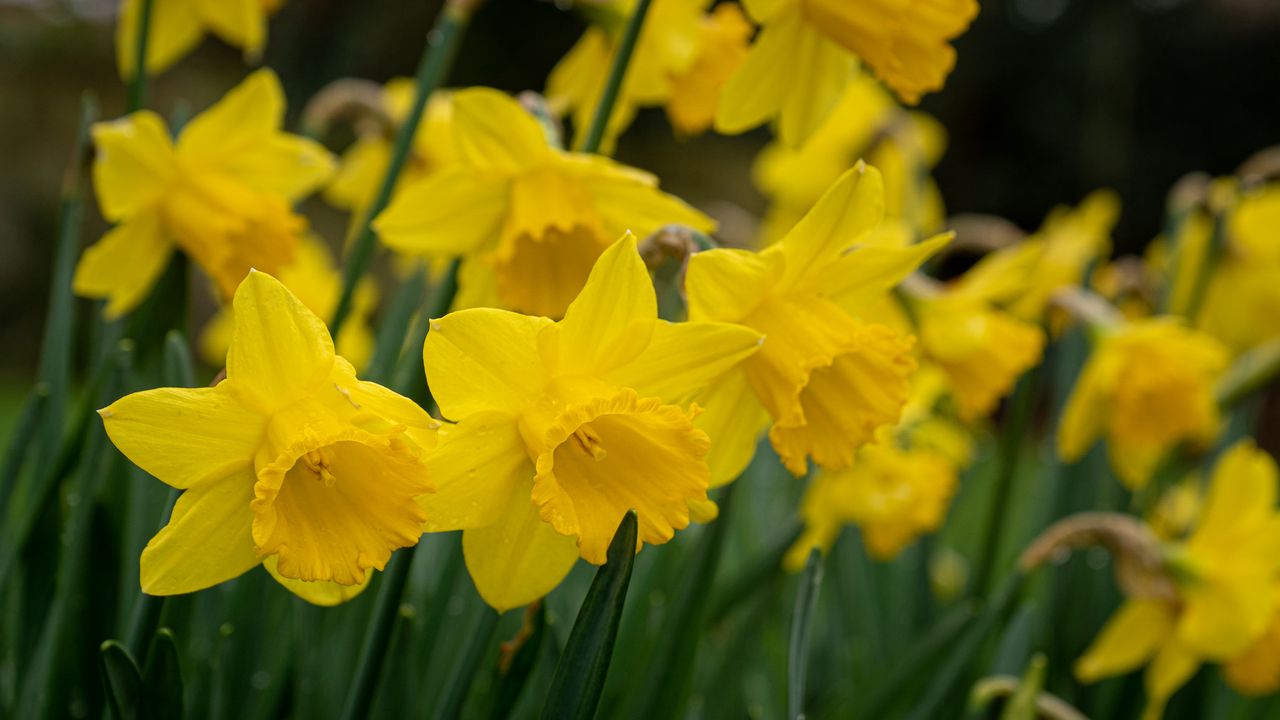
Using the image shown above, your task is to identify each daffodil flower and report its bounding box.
[685,163,950,480]
[100,271,436,605]
[1194,184,1280,354]
[117,0,284,79]
[715,0,978,145]
[75,69,335,317]
[198,235,378,372]
[374,87,714,318]
[1076,441,1280,719]
[1057,318,1228,489]
[419,235,761,611]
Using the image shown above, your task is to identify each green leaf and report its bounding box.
[340,547,418,720]
[100,640,143,720]
[0,384,48,509]
[788,549,823,720]
[433,606,501,720]
[542,511,638,720]
[490,604,548,720]
[708,516,802,624]
[365,264,428,384]
[142,628,183,720]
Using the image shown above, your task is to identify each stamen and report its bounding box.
[302,448,338,487]
[571,426,608,461]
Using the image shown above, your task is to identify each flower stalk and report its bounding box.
[578,0,655,155]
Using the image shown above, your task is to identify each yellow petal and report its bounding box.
[1143,639,1201,719]
[116,0,203,79]
[776,21,851,147]
[422,413,531,531]
[325,136,390,211]
[741,0,789,23]
[452,87,550,175]
[91,111,176,221]
[140,469,259,595]
[555,234,657,376]
[73,210,173,318]
[688,497,720,523]
[263,554,371,606]
[579,155,717,238]
[226,270,336,413]
[603,320,762,404]
[100,384,264,490]
[373,168,509,257]
[1056,357,1111,463]
[1074,599,1173,683]
[694,369,771,487]
[423,308,552,420]
[462,481,580,612]
[715,11,799,135]
[1190,440,1278,551]
[178,69,284,165]
[685,247,785,323]
[225,135,336,201]
[779,163,884,287]
[1178,576,1275,660]
[195,0,266,58]
[821,233,952,315]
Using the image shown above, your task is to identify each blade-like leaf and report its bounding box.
[489,603,548,720]
[542,511,638,720]
[100,640,143,720]
[142,628,183,720]
[788,549,824,720]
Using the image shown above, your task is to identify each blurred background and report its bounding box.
[1,0,1278,390]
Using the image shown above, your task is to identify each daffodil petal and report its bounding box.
[1144,638,1201,718]
[422,413,530,531]
[581,155,717,238]
[603,320,762,405]
[91,111,176,221]
[714,13,796,135]
[822,233,952,315]
[1074,599,1173,683]
[462,481,580,612]
[373,168,509,257]
[779,163,884,287]
[424,308,552,419]
[1179,576,1274,660]
[694,369,771,487]
[101,384,264,489]
[452,87,549,175]
[226,270,336,413]
[140,470,259,595]
[776,22,851,147]
[685,247,785,323]
[1190,440,1278,549]
[73,210,173,319]
[263,555,371,606]
[556,234,657,375]
[195,0,266,57]
[117,0,203,79]
[178,69,283,163]
[225,135,336,201]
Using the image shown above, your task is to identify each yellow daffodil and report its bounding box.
[1225,593,1280,697]
[198,235,378,371]
[1195,185,1280,354]
[685,163,949,479]
[375,87,713,318]
[910,290,1045,421]
[716,0,978,145]
[100,271,436,605]
[753,75,947,244]
[547,0,749,147]
[325,82,457,217]
[1057,318,1228,489]
[420,235,761,611]
[75,69,335,318]
[954,190,1119,323]
[117,0,284,79]
[1075,441,1280,719]
[785,430,957,567]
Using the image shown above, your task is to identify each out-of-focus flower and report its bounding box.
[75,69,335,317]
[420,235,761,611]
[100,271,436,605]
[1194,185,1280,354]
[1075,441,1280,719]
[1146,478,1201,542]
[198,235,378,371]
[548,0,749,148]
[375,88,713,318]
[685,163,949,479]
[1057,318,1228,489]
[117,0,285,79]
[753,76,947,244]
[715,0,978,145]
[955,190,1120,324]
[1225,593,1280,697]
[324,82,457,217]
[785,430,958,567]
[910,289,1045,421]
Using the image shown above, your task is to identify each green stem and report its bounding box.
[127,0,154,112]
[433,608,501,720]
[972,371,1035,598]
[331,2,473,337]
[578,0,654,154]
[339,546,418,720]
[787,550,824,720]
